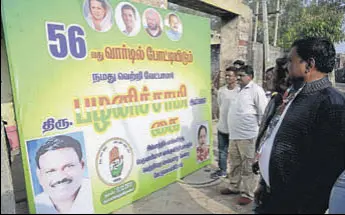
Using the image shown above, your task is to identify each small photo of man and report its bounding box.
[115,2,141,37]
[196,123,210,163]
[26,132,94,214]
[142,8,163,38]
[165,13,183,41]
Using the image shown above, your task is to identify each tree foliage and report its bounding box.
[279,1,345,49]
[243,0,345,50]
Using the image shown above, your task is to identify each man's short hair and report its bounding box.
[121,4,136,17]
[276,57,288,68]
[291,37,336,73]
[239,65,254,78]
[169,14,178,23]
[35,135,83,169]
[233,60,245,67]
[226,66,238,72]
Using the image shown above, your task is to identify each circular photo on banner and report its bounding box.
[142,8,163,38]
[96,138,134,186]
[115,2,141,37]
[165,13,183,41]
[83,0,114,32]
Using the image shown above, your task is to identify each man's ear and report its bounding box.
[306,58,316,70]
[80,160,85,169]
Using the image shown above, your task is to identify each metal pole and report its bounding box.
[261,0,270,84]
[273,0,280,46]
[253,1,260,42]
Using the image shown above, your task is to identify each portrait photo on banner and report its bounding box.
[115,2,141,37]
[83,0,113,32]
[26,131,94,214]
[142,8,164,38]
[195,122,210,163]
[164,12,183,41]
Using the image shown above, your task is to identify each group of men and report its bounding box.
[121,4,163,37]
[212,60,268,205]
[120,3,181,39]
[213,37,345,213]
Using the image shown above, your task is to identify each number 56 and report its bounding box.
[46,22,87,60]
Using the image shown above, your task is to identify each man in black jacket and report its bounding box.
[254,37,345,214]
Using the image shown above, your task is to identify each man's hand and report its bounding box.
[254,183,265,206]
[252,161,260,175]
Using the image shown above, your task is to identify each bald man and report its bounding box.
[144,9,162,37]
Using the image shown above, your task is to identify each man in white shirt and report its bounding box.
[211,67,239,178]
[34,135,94,214]
[221,65,268,206]
[121,4,137,37]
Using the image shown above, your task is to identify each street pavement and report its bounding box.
[12,121,254,214]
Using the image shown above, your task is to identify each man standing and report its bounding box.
[121,4,136,36]
[211,67,239,178]
[254,37,345,214]
[221,65,268,206]
[35,135,93,214]
[144,9,162,38]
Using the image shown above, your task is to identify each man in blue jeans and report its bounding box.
[329,171,345,214]
[211,66,239,178]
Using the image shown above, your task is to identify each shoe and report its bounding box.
[211,170,227,179]
[220,188,240,195]
[210,170,220,178]
[237,197,253,205]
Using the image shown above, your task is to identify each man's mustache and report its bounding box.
[149,24,158,30]
[50,178,73,188]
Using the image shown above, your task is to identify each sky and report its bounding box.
[336,42,345,54]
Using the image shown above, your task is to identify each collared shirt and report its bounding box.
[146,27,162,37]
[35,178,94,214]
[166,29,182,41]
[217,85,239,134]
[258,85,304,187]
[123,29,136,37]
[228,81,268,140]
[258,99,293,187]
